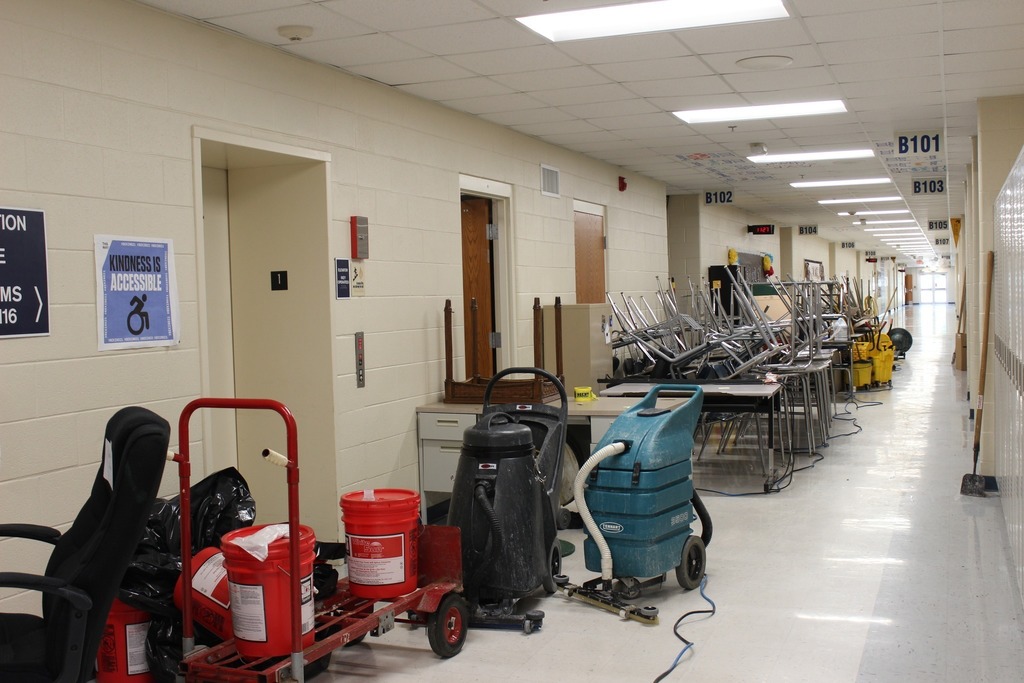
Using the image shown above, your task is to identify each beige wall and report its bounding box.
[666,195,782,291]
[0,0,670,610]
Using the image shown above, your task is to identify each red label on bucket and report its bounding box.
[347,533,406,584]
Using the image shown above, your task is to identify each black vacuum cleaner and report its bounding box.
[446,367,567,633]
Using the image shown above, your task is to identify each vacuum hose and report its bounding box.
[692,489,712,548]
[467,482,503,592]
[573,441,629,581]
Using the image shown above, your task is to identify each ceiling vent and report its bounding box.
[540,164,560,197]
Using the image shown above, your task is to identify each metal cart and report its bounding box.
[172,398,468,682]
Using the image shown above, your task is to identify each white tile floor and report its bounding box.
[318,304,1024,682]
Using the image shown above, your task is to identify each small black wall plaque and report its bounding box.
[271,271,288,291]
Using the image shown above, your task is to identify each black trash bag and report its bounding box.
[119,467,255,614]
[118,467,255,679]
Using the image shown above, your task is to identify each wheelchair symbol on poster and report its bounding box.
[127,294,150,336]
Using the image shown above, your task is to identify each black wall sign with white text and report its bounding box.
[0,207,49,338]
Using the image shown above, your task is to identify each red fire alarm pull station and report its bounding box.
[351,216,368,259]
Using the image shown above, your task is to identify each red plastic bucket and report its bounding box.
[220,524,316,660]
[340,489,421,599]
[173,546,233,641]
[96,598,154,682]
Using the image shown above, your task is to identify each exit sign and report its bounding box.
[798,225,818,235]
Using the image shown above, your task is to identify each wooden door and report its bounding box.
[574,211,606,304]
[461,196,495,377]
[904,272,913,304]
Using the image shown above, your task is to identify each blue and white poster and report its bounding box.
[95,236,179,350]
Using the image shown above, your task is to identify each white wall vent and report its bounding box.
[540,164,560,197]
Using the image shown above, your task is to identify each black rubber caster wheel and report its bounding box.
[676,535,706,590]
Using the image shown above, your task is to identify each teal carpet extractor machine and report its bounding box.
[555,384,711,624]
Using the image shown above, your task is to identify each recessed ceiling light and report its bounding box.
[857,219,916,224]
[863,227,920,232]
[749,149,873,163]
[676,99,846,124]
[736,55,794,70]
[838,209,909,216]
[792,177,891,188]
[818,196,903,204]
[517,0,789,42]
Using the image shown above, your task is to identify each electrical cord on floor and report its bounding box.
[652,575,716,683]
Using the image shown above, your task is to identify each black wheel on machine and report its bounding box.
[427,593,469,658]
[543,540,562,594]
[676,535,706,590]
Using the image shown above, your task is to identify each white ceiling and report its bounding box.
[134,0,1024,261]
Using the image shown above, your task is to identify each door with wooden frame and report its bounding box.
[461,195,495,377]
[574,210,606,304]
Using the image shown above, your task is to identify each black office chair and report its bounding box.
[0,406,170,682]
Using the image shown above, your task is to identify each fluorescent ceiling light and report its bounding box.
[838,209,909,216]
[864,228,920,233]
[517,0,789,42]
[748,149,873,163]
[818,196,903,204]
[793,177,891,188]
[677,99,845,124]
[856,219,917,225]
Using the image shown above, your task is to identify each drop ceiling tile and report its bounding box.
[740,84,846,104]
[553,32,691,64]
[675,19,812,55]
[206,4,372,44]
[478,107,574,127]
[399,76,513,101]
[392,19,542,55]
[945,68,1024,90]
[944,25,1024,53]
[722,66,836,92]
[530,83,637,106]
[647,94,750,112]
[491,65,611,91]
[445,46,580,76]
[137,0,303,20]
[539,130,631,147]
[559,98,660,119]
[841,77,942,99]
[818,33,940,64]
[591,56,713,82]
[320,0,496,32]
[804,5,941,41]
[944,49,1024,74]
[346,58,476,85]
[942,0,1024,30]
[442,92,560,115]
[590,112,683,132]
[791,0,934,17]
[512,119,602,136]
[832,57,941,84]
[623,75,732,98]
[474,0,619,14]
[285,33,429,67]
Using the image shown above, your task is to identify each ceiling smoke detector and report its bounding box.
[277,25,313,42]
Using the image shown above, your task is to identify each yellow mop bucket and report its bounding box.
[852,361,873,389]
